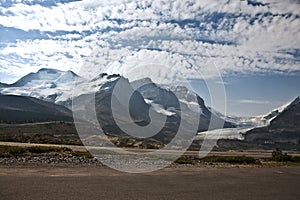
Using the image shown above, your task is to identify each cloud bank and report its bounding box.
[0,0,299,83]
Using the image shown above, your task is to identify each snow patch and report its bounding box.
[144,99,176,116]
[196,128,251,140]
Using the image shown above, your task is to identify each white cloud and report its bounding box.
[236,99,272,105]
[0,0,299,83]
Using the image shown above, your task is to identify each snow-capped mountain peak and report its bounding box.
[9,68,79,87]
[0,68,82,105]
[263,96,300,123]
[0,69,123,107]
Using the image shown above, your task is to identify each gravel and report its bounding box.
[0,154,104,167]
[0,153,239,170]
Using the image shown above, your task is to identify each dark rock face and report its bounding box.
[132,79,235,130]
[245,97,300,150]
[133,80,180,109]
[0,82,9,87]
[0,94,73,123]
[93,77,181,144]
[269,97,300,129]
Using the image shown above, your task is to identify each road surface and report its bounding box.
[0,165,300,200]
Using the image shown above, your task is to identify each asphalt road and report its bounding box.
[0,166,300,200]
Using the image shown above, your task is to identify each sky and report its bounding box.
[190,72,300,117]
[0,0,299,117]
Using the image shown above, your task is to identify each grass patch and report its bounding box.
[0,145,73,157]
[271,148,292,162]
[26,146,72,154]
[0,122,82,146]
[0,146,26,158]
[265,148,300,163]
[0,145,95,159]
[291,156,300,162]
[200,155,258,164]
[175,156,196,164]
[70,151,94,158]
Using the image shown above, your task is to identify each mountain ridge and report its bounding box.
[244,96,300,149]
[0,94,73,124]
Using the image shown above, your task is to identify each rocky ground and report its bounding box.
[1,143,300,170]
[0,153,294,170]
[0,154,103,167]
[0,152,262,170]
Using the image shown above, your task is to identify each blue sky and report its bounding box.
[191,72,300,117]
[0,0,299,117]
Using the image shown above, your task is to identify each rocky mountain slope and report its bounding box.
[244,96,300,149]
[0,94,73,123]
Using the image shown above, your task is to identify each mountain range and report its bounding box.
[0,68,235,143]
[0,68,299,148]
